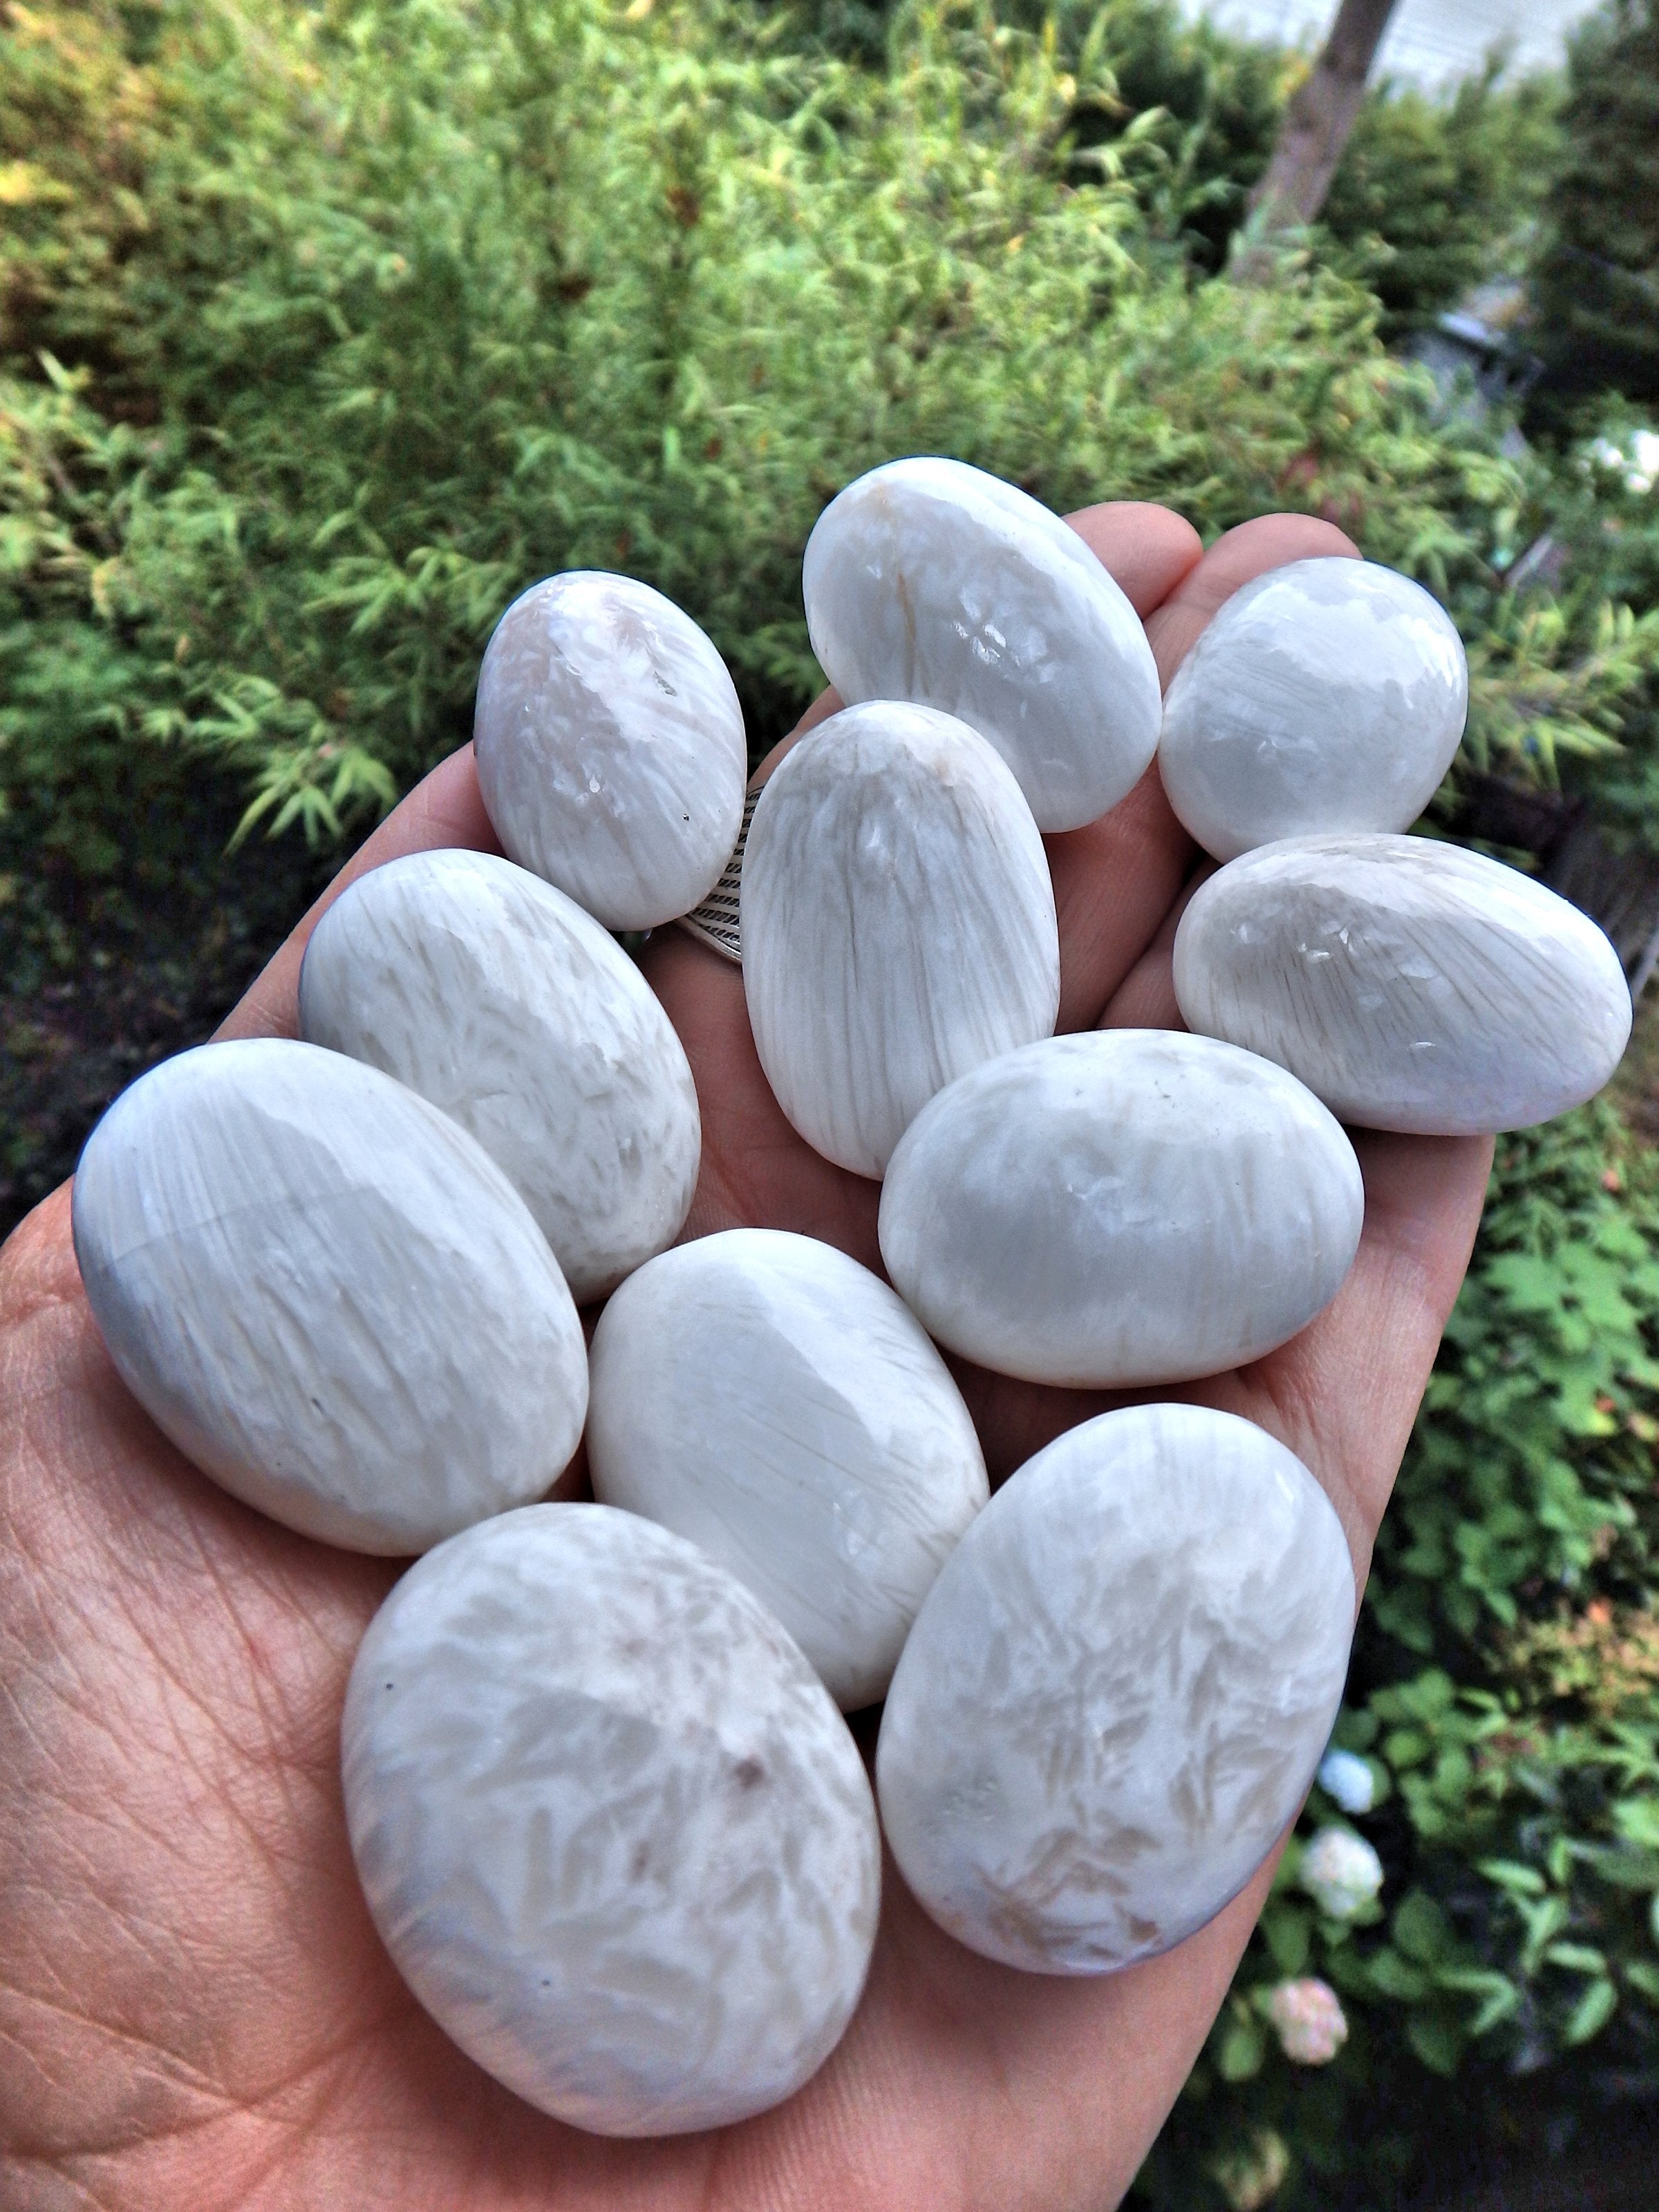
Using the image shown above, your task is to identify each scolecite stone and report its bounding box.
[878,1030,1363,1389]
[1173,832,1632,1134]
[587,1228,988,1709]
[803,457,1163,833]
[877,1404,1356,1974]
[343,1505,881,2134]
[299,847,700,1302]
[71,1038,587,1553]
[1157,556,1468,862]
[474,570,747,930]
[742,700,1059,1179]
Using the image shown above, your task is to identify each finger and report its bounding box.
[1049,511,1360,1031]
[216,744,499,1044]
[1144,511,1359,688]
[1096,863,1213,1033]
[1188,1129,1494,1584]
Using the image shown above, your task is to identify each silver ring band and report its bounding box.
[674,786,759,966]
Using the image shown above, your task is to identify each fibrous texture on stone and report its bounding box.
[343,1505,881,2134]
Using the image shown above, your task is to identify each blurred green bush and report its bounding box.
[6,1,1659,2202]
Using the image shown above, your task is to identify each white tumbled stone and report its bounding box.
[71,1039,587,1553]
[298,849,699,1302]
[879,1030,1362,1388]
[588,1229,987,1710]
[474,571,747,930]
[803,457,1163,832]
[1172,833,1632,1134]
[1158,558,1469,861]
[742,701,1060,1178]
[343,1503,881,2135]
[877,1403,1356,1974]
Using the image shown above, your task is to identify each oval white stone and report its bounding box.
[343,1503,881,2134]
[742,701,1060,1178]
[1158,557,1469,861]
[298,848,700,1302]
[803,456,1163,832]
[876,1403,1356,1974]
[474,570,747,930]
[879,1030,1363,1387]
[71,1038,587,1553]
[1172,833,1633,1134]
[588,1229,988,1709]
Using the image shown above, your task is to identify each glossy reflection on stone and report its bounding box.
[344,1505,881,2135]
[299,849,700,1302]
[588,1229,988,1710]
[71,1039,588,1553]
[802,457,1163,832]
[1173,832,1632,1134]
[742,701,1060,1179]
[474,570,747,930]
[877,1404,1356,1974]
[879,1030,1363,1388]
[1158,557,1468,861]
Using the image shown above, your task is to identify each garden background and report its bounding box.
[6,0,1659,2202]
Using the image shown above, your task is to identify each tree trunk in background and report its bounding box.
[1235,0,1400,273]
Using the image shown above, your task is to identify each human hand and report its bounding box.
[0,502,1493,2211]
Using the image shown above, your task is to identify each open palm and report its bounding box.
[0,502,1492,2212]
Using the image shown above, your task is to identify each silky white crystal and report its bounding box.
[742,700,1060,1179]
[342,1504,881,2135]
[298,848,700,1302]
[802,457,1163,832]
[1172,832,1632,1134]
[876,1404,1356,1974]
[474,570,747,930]
[878,1030,1363,1389]
[1157,557,1469,862]
[71,1039,587,1553]
[587,1228,987,1709]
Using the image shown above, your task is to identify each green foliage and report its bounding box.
[1321,67,1564,337]
[1530,0,1659,422]
[7,2,1659,2202]
[1138,1114,1659,2207]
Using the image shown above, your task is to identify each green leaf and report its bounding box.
[1564,1978,1619,2045]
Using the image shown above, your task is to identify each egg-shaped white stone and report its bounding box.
[474,571,747,930]
[877,1403,1355,1974]
[879,1030,1363,1387]
[343,1503,881,2135]
[1172,833,1632,1134]
[71,1039,587,1553]
[802,457,1163,833]
[1157,557,1469,862]
[742,701,1060,1179]
[588,1229,987,1710]
[298,849,700,1302]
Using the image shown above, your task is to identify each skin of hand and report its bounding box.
[0,503,1494,2212]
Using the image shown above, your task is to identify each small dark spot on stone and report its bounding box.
[733,1756,765,1790]
[630,1841,651,1879]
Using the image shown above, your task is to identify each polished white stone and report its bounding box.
[71,1039,587,1553]
[1172,832,1633,1134]
[879,1030,1362,1388]
[742,701,1060,1179]
[1158,558,1468,861]
[474,571,747,930]
[588,1229,987,1710]
[876,1403,1356,1974]
[803,457,1163,832]
[343,1503,881,2134]
[298,849,700,1302]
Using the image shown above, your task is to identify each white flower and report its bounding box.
[1268,1977,1349,2065]
[1317,1747,1376,1815]
[1300,1826,1385,1920]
